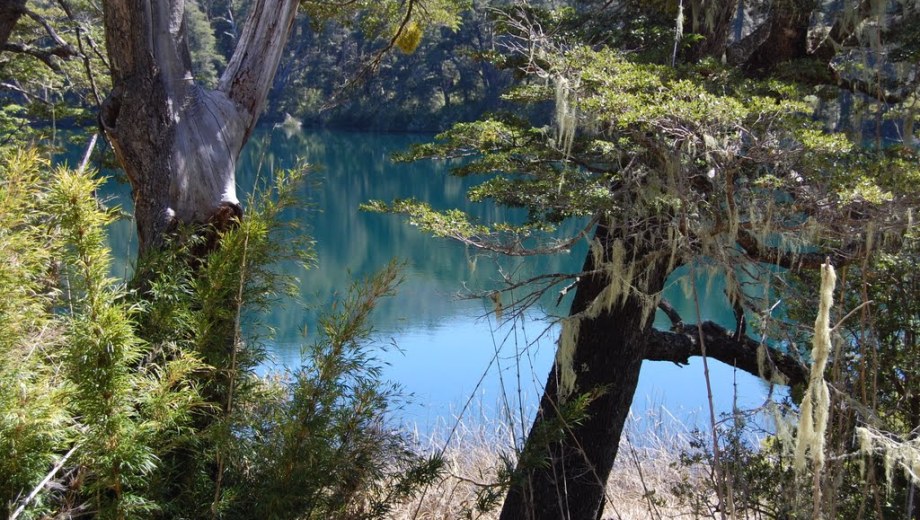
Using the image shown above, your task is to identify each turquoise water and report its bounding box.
[90,127,776,434]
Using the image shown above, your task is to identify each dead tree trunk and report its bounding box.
[99,0,300,254]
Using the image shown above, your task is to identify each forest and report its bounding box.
[1,0,919,519]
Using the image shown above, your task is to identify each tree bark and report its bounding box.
[0,0,25,49]
[499,222,670,520]
[496,244,810,520]
[645,322,809,388]
[100,0,299,254]
[743,0,816,73]
[496,3,894,518]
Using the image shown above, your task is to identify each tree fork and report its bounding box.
[100,0,298,254]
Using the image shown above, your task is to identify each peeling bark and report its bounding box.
[100,0,299,254]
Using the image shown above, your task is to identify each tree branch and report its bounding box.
[219,0,301,137]
[1,41,78,71]
[24,8,74,51]
[736,227,857,271]
[0,81,51,104]
[324,0,417,109]
[9,444,79,520]
[645,321,809,388]
[657,300,683,326]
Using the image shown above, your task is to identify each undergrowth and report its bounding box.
[0,146,439,519]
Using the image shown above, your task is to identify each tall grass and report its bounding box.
[391,406,709,519]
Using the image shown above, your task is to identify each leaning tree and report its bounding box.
[373,1,920,518]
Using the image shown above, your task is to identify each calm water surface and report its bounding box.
[99,127,775,434]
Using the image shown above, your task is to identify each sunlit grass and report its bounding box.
[389,406,709,519]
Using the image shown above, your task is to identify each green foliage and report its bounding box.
[231,263,443,519]
[49,168,160,517]
[0,0,109,139]
[0,149,70,519]
[673,417,801,519]
[0,149,205,518]
[267,0,509,131]
[0,151,438,518]
[186,0,226,87]
[301,0,464,36]
[375,2,919,517]
[382,43,908,276]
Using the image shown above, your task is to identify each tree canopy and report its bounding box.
[370,1,920,517]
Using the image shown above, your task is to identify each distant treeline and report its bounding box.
[195,0,512,132]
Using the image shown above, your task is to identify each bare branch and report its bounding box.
[657,300,682,326]
[1,40,77,71]
[24,8,74,51]
[0,81,52,104]
[645,321,809,388]
[219,0,300,134]
[9,444,79,520]
[324,0,416,109]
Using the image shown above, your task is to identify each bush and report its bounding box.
[0,147,440,519]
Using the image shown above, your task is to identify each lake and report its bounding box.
[95,127,776,437]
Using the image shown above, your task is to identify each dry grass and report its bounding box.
[389,407,714,520]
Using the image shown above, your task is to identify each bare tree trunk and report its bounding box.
[499,223,669,520]
[742,0,815,72]
[0,0,25,49]
[99,0,299,254]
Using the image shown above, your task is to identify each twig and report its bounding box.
[78,133,97,173]
[625,431,662,519]
[831,300,873,332]
[325,0,416,110]
[691,263,734,520]
[10,444,79,520]
[211,210,250,518]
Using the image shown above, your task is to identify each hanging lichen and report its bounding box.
[768,400,795,453]
[585,238,630,319]
[490,291,503,321]
[554,76,578,159]
[793,262,837,476]
[395,21,424,54]
[856,427,920,491]
[556,317,581,400]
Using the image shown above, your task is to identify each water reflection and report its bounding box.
[236,127,775,431]
[89,126,775,432]
[236,128,584,344]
